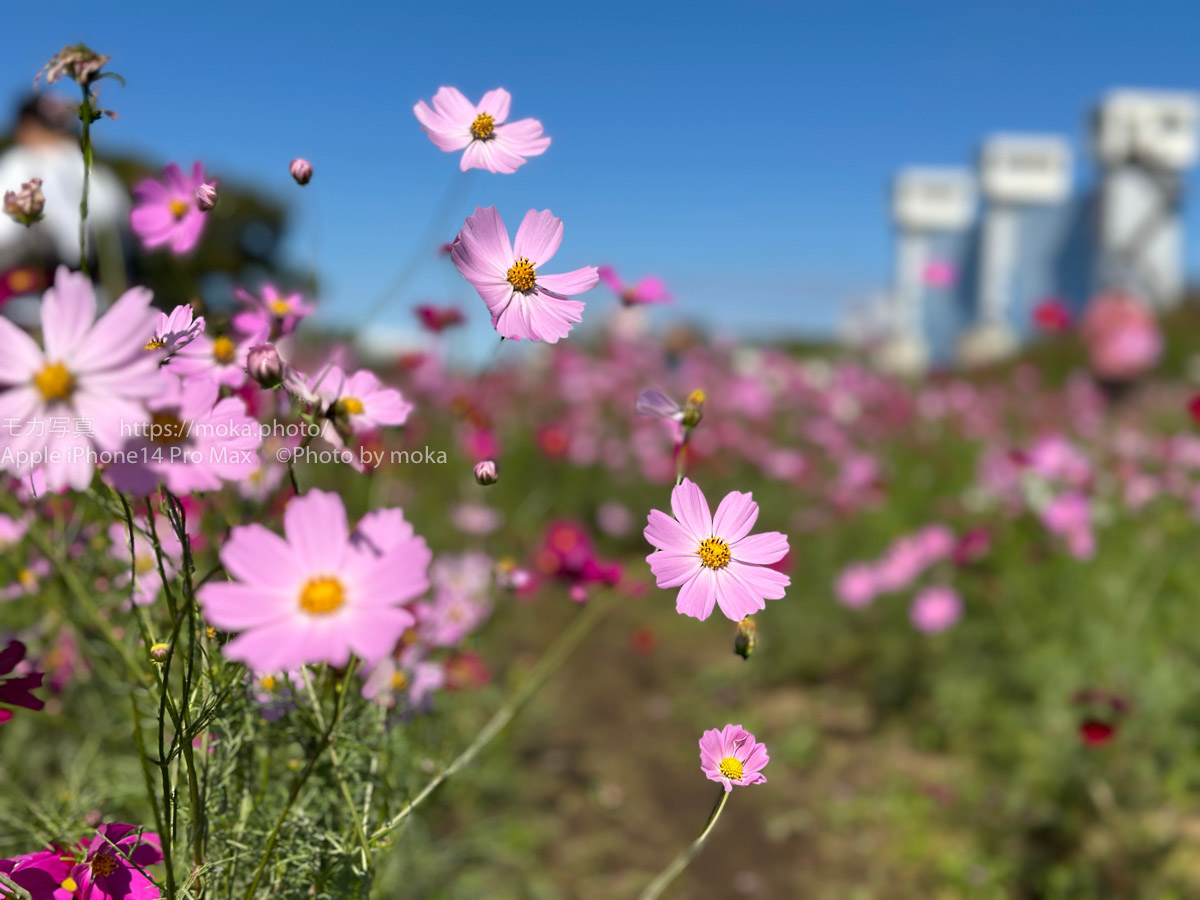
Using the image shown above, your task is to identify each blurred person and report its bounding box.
[0,94,128,325]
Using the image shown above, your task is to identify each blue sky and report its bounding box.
[9,0,1200,348]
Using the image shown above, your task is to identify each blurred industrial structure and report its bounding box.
[874,89,1199,373]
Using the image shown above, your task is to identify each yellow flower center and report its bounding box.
[299,576,345,616]
[470,112,495,140]
[34,361,75,402]
[697,537,731,569]
[506,257,537,292]
[90,853,119,878]
[718,756,744,781]
[135,554,156,575]
[336,396,365,416]
[270,299,292,315]
[390,670,409,690]
[17,568,35,588]
[169,199,189,220]
[145,337,166,350]
[60,877,79,892]
[150,412,188,444]
[212,336,236,365]
[261,675,278,691]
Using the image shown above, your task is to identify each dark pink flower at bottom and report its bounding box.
[68,823,163,900]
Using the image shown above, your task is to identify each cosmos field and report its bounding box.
[5,40,1200,900]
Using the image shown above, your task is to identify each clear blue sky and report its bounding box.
[9,0,1200,347]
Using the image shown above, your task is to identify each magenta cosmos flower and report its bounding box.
[130,162,209,254]
[0,267,165,492]
[168,329,263,390]
[66,823,163,900]
[909,586,962,634]
[699,724,769,792]
[451,207,598,343]
[146,303,204,356]
[0,848,72,899]
[0,640,45,725]
[598,266,673,306]
[644,479,789,622]
[414,87,550,173]
[198,490,431,673]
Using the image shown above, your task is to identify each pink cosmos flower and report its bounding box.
[311,365,413,435]
[644,479,790,622]
[909,586,963,633]
[414,87,550,173]
[835,563,877,609]
[1081,291,1163,382]
[147,304,205,356]
[451,207,599,343]
[0,267,165,492]
[198,490,431,673]
[416,552,494,647]
[168,330,263,390]
[922,259,957,288]
[106,521,183,607]
[597,266,673,306]
[67,823,163,900]
[362,652,446,710]
[104,375,263,495]
[232,285,314,339]
[130,162,209,254]
[699,723,769,792]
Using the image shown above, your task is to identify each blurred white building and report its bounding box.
[875,88,1200,372]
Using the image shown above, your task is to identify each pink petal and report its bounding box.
[712,491,759,543]
[198,582,294,630]
[537,267,599,297]
[670,478,713,541]
[712,568,767,621]
[220,524,299,588]
[454,207,513,276]
[476,88,512,124]
[675,568,718,620]
[41,267,96,360]
[283,489,349,572]
[644,508,696,553]
[731,532,788,565]
[0,317,44,384]
[647,551,700,588]
[512,209,563,265]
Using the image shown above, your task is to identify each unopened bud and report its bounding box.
[474,459,498,486]
[246,343,284,389]
[734,616,757,660]
[4,178,45,227]
[682,388,705,429]
[150,642,170,662]
[195,181,218,212]
[290,158,313,185]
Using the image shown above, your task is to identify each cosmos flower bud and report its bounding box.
[195,181,218,212]
[290,158,313,185]
[3,178,45,227]
[246,343,284,389]
[474,459,498,486]
[149,642,170,662]
[682,389,706,429]
[734,616,757,660]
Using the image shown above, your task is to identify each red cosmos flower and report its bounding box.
[444,652,491,690]
[414,304,466,334]
[536,424,570,458]
[1079,719,1116,746]
[1072,688,1128,747]
[1033,298,1072,333]
[0,640,45,725]
[1188,395,1200,426]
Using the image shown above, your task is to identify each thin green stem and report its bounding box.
[639,789,730,900]
[370,592,613,843]
[78,85,93,276]
[241,661,357,900]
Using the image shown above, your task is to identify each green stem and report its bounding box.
[78,85,93,276]
[241,661,357,900]
[370,592,613,843]
[639,789,730,900]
